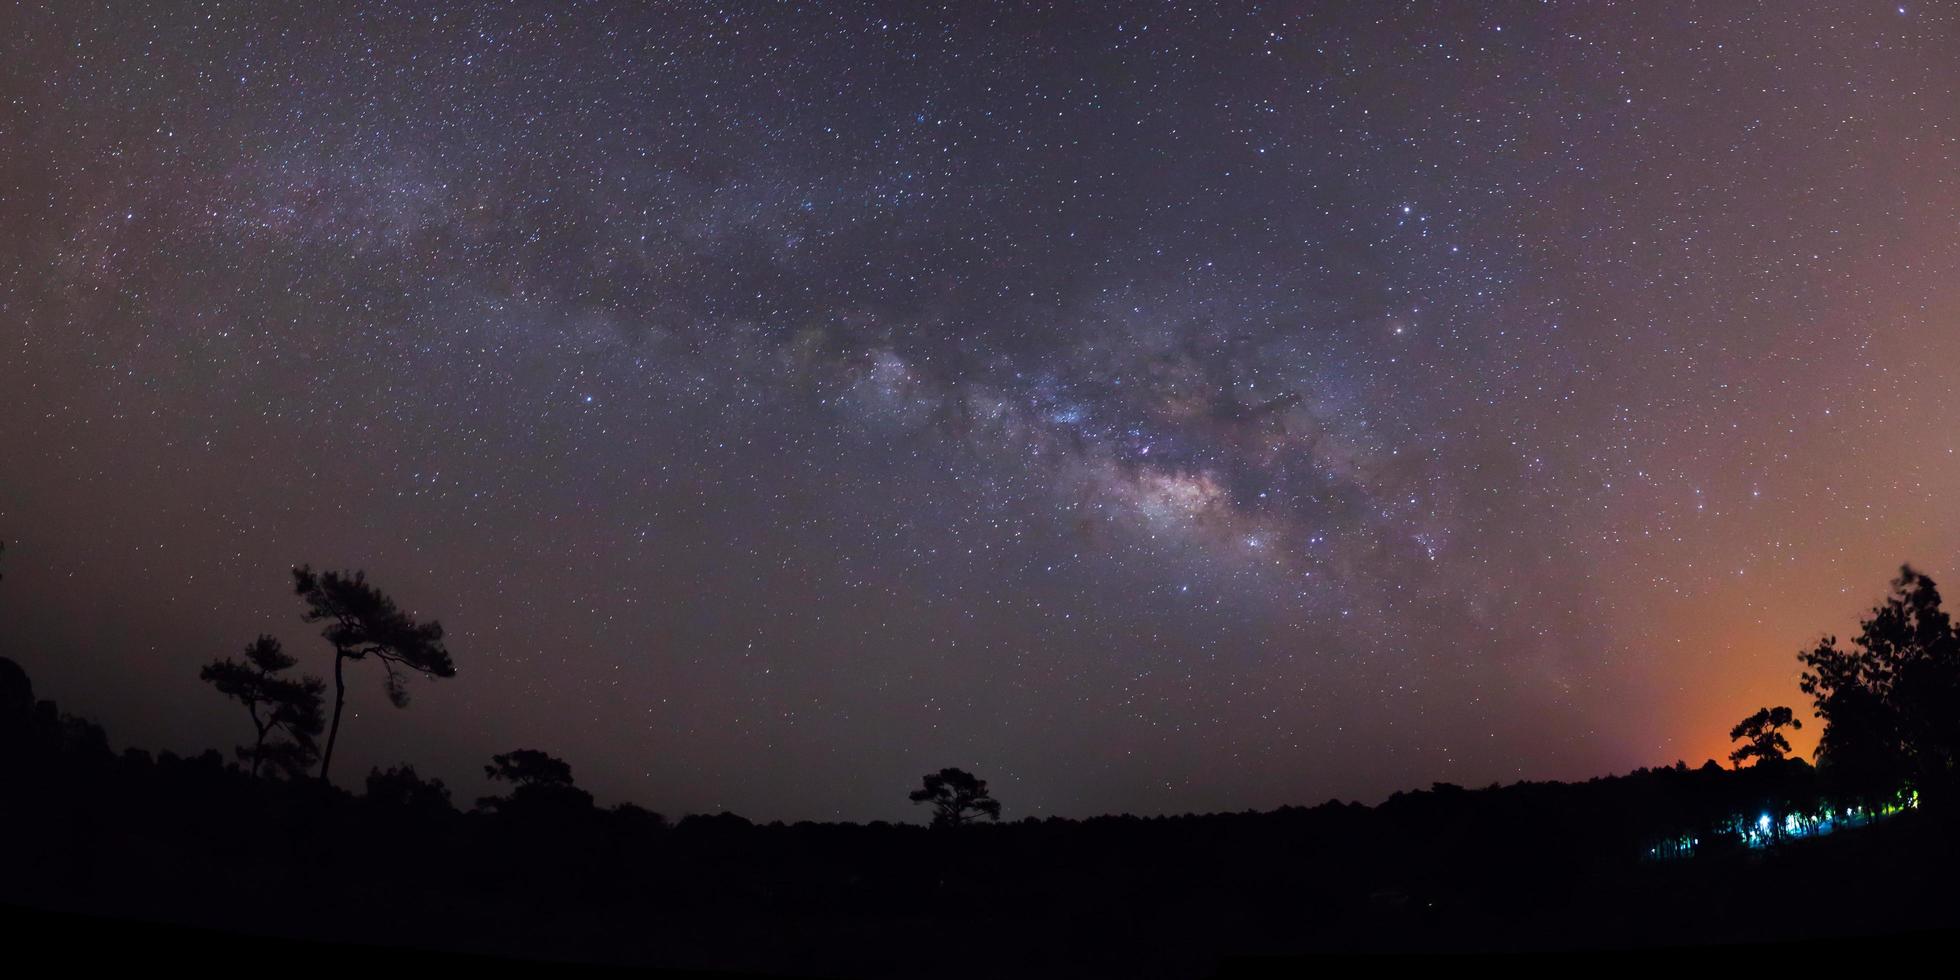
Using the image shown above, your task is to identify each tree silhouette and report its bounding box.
[909,767,1002,827]
[366,764,456,815]
[0,656,33,728]
[1799,565,1960,804]
[485,748,575,787]
[478,748,593,813]
[1728,706,1801,768]
[199,635,326,778]
[292,566,455,783]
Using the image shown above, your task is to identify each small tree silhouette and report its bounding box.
[478,748,593,813]
[366,764,455,814]
[199,635,326,778]
[909,767,1002,827]
[292,566,455,783]
[1729,705,1802,768]
[485,748,575,787]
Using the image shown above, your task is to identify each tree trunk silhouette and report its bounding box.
[247,702,269,778]
[319,651,347,783]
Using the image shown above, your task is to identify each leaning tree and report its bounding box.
[292,566,455,783]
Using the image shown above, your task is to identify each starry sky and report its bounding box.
[2,1,1957,822]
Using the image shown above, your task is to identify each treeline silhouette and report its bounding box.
[4,558,1960,976]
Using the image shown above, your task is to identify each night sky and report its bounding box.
[2,1,1957,822]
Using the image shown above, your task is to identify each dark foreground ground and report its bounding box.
[7,664,1959,977]
[4,886,1957,979]
[5,799,1959,978]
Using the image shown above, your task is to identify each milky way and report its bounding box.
[3,2,1958,820]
